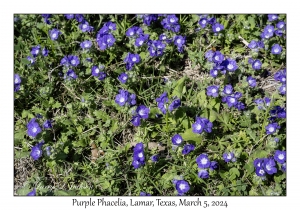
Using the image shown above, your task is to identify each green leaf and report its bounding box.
[54,190,77,196]
[64,146,69,154]
[15,151,30,159]
[52,101,61,109]
[100,180,110,190]
[229,167,240,178]
[171,76,186,98]
[16,186,31,195]
[181,129,202,144]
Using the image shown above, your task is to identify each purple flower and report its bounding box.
[182,144,195,155]
[212,23,224,33]
[247,76,256,87]
[212,51,224,63]
[41,14,51,24]
[223,59,238,72]
[196,154,211,169]
[31,45,41,57]
[156,92,169,103]
[205,50,215,62]
[175,180,190,195]
[128,94,136,106]
[131,115,141,127]
[97,34,115,50]
[264,97,271,106]
[271,44,282,54]
[118,73,128,84]
[234,92,242,99]
[192,118,204,134]
[174,35,186,48]
[43,120,52,129]
[91,66,101,77]
[75,14,84,23]
[265,123,280,135]
[126,26,143,37]
[264,25,275,33]
[80,40,92,49]
[210,69,218,78]
[140,192,151,196]
[65,69,77,80]
[209,161,218,170]
[253,158,264,169]
[104,21,117,31]
[248,58,254,64]
[172,134,184,145]
[206,85,219,97]
[198,170,209,178]
[14,74,21,85]
[150,154,159,162]
[274,150,286,164]
[49,29,61,41]
[68,55,80,67]
[262,158,277,175]
[79,20,93,32]
[255,167,266,177]
[98,72,106,81]
[268,14,278,21]
[169,97,181,112]
[276,21,286,30]
[223,85,233,95]
[223,152,235,163]
[27,118,42,138]
[65,14,74,19]
[27,189,36,196]
[147,40,166,57]
[42,48,48,56]
[30,141,44,160]
[281,163,286,172]
[248,40,258,49]
[132,159,143,169]
[274,30,283,37]
[135,34,149,47]
[159,33,172,43]
[133,150,145,162]
[136,105,150,119]
[226,96,238,108]
[235,102,245,110]
[252,59,262,70]
[115,90,129,106]
[199,18,208,28]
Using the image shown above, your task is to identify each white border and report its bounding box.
[1,0,298,209]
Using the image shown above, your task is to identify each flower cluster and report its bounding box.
[248,40,265,51]
[96,21,116,50]
[26,45,48,65]
[30,140,44,160]
[223,152,236,163]
[131,105,150,126]
[254,150,286,178]
[14,74,21,92]
[192,117,213,134]
[161,15,180,32]
[132,143,145,169]
[147,40,166,57]
[221,86,245,110]
[91,65,106,80]
[261,16,286,39]
[254,97,271,110]
[140,14,158,26]
[274,69,286,95]
[173,179,190,195]
[155,92,181,114]
[206,50,238,76]
[60,55,80,67]
[124,52,140,70]
[115,89,136,107]
[196,154,218,178]
[197,15,224,34]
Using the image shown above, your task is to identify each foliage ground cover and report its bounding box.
[14,14,286,196]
